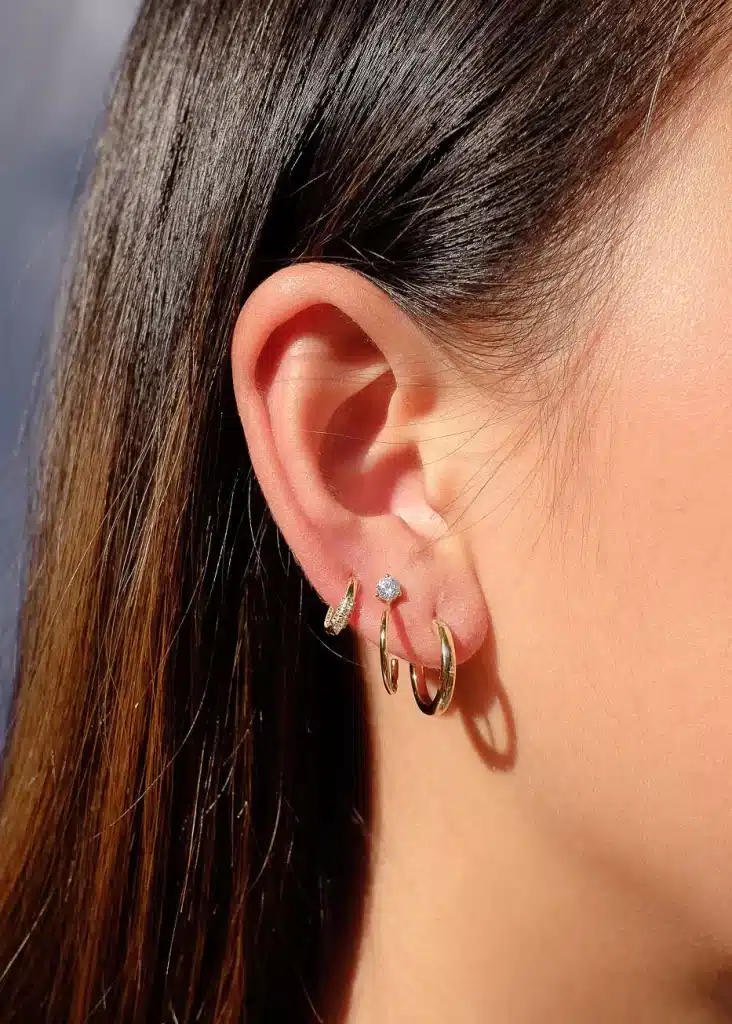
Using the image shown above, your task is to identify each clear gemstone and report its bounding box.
[376,575,402,603]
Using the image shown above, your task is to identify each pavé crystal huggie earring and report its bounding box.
[409,619,457,717]
[376,574,402,695]
[324,575,359,636]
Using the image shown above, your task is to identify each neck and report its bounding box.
[337,643,730,1024]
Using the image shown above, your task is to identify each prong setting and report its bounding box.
[376,575,402,603]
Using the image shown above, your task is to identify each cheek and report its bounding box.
[494,301,732,946]
[485,92,732,943]
[469,76,732,943]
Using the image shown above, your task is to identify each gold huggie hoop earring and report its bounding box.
[376,574,402,695]
[324,575,359,636]
[409,619,457,717]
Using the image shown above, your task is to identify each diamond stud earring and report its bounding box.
[376,575,402,695]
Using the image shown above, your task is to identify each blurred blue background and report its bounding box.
[0,0,140,731]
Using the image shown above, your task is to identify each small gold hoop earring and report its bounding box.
[409,619,456,717]
[376,574,402,695]
[324,575,359,636]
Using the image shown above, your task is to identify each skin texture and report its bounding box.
[231,61,732,1023]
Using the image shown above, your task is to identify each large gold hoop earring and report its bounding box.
[376,575,402,695]
[409,619,456,716]
[324,575,359,636]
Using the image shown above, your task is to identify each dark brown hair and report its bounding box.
[1,2,729,1020]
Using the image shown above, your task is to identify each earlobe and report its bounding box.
[230,261,490,669]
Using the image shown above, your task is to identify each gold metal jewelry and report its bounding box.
[409,619,457,717]
[324,575,359,636]
[376,574,402,695]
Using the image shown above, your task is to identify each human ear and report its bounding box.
[230,261,489,668]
